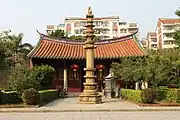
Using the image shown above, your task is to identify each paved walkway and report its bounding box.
[1,111,180,120]
[1,97,180,112]
[42,97,139,110]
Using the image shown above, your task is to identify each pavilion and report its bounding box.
[28,8,145,93]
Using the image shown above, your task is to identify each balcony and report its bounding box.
[150,41,157,45]
[128,23,138,28]
[163,29,175,33]
[163,44,176,49]
[163,36,174,41]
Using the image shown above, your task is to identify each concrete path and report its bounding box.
[1,97,180,112]
[42,97,139,110]
[1,111,180,120]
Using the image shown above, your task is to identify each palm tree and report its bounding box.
[8,33,33,62]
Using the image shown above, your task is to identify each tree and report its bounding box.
[112,57,146,89]
[8,33,33,62]
[48,29,68,38]
[175,8,180,17]
[174,8,180,48]
[7,64,55,94]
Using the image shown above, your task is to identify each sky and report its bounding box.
[0,0,179,45]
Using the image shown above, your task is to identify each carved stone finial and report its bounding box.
[88,6,92,15]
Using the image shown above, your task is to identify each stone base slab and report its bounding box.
[78,93,102,104]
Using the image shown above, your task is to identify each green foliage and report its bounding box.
[0,91,3,104]
[48,29,68,38]
[165,89,180,103]
[22,88,40,105]
[39,89,58,103]
[7,64,55,93]
[156,89,167,101]
[27,65,55,89]
[121,89,142,103]
[112,57,146,88]
[122,88,180,103]
[0,30,33,69]
[6,64,30,94]
[1,91,22,104]
[141,88,157,103]
[175,8,180,17]
[174,8,180,48]
[112,50,180,88]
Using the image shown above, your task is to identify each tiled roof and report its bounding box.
[159,18,180,24]
[28,33,145,60]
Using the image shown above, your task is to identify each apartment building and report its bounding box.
[46,16,138,39]
[46,24,65,34]
[145,32,158,50]
[156,18,180,49]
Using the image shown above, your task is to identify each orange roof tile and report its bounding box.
[159,18,180,24]
[28,33,145,60]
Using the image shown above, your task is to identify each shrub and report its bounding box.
[156,89,167,101]
[6,64,29,94]
[165,89,180,103]
[141,88,157,103]
[121,89,142,103]
[2,91,22,104]
[27,65,55,89]
[22,88,40,105]
[0,91,3,104]
[7,64,55,94]
[39,89,58,103]
[0,91,22,104]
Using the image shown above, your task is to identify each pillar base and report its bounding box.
[78,83,102,104]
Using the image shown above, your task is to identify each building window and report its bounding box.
[74,30,81,34]
[95,21,102,27]
[164,26,173,30]
[120,29,127,33]
[113,29,118,34]
[103,29,110,34]
[151,44,157,48]
[113,22,117,26]
[104,21,109,27]
[66,23,71,28]
[129,23,137,27]
[151,38,157,42]
[164,41,175,45]
[74,22,80,27]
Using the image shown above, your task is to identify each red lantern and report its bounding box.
[70,64,79,71]
[96,65,105,70]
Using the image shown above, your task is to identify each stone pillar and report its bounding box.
[63,68,68,91]
[78,7,102,104]
[104,72,117,98]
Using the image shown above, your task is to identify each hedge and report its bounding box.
[121,89,142,103]
[39,89,59,103]
[0,91,22,104]
[121,88,180,103]
[165,89,180,103]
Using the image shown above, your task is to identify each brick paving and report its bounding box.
[0,111,180,120]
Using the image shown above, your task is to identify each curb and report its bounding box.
[1,108,180,112]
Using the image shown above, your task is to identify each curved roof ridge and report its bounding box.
[38,30,138,45]
[42,35,134,45]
